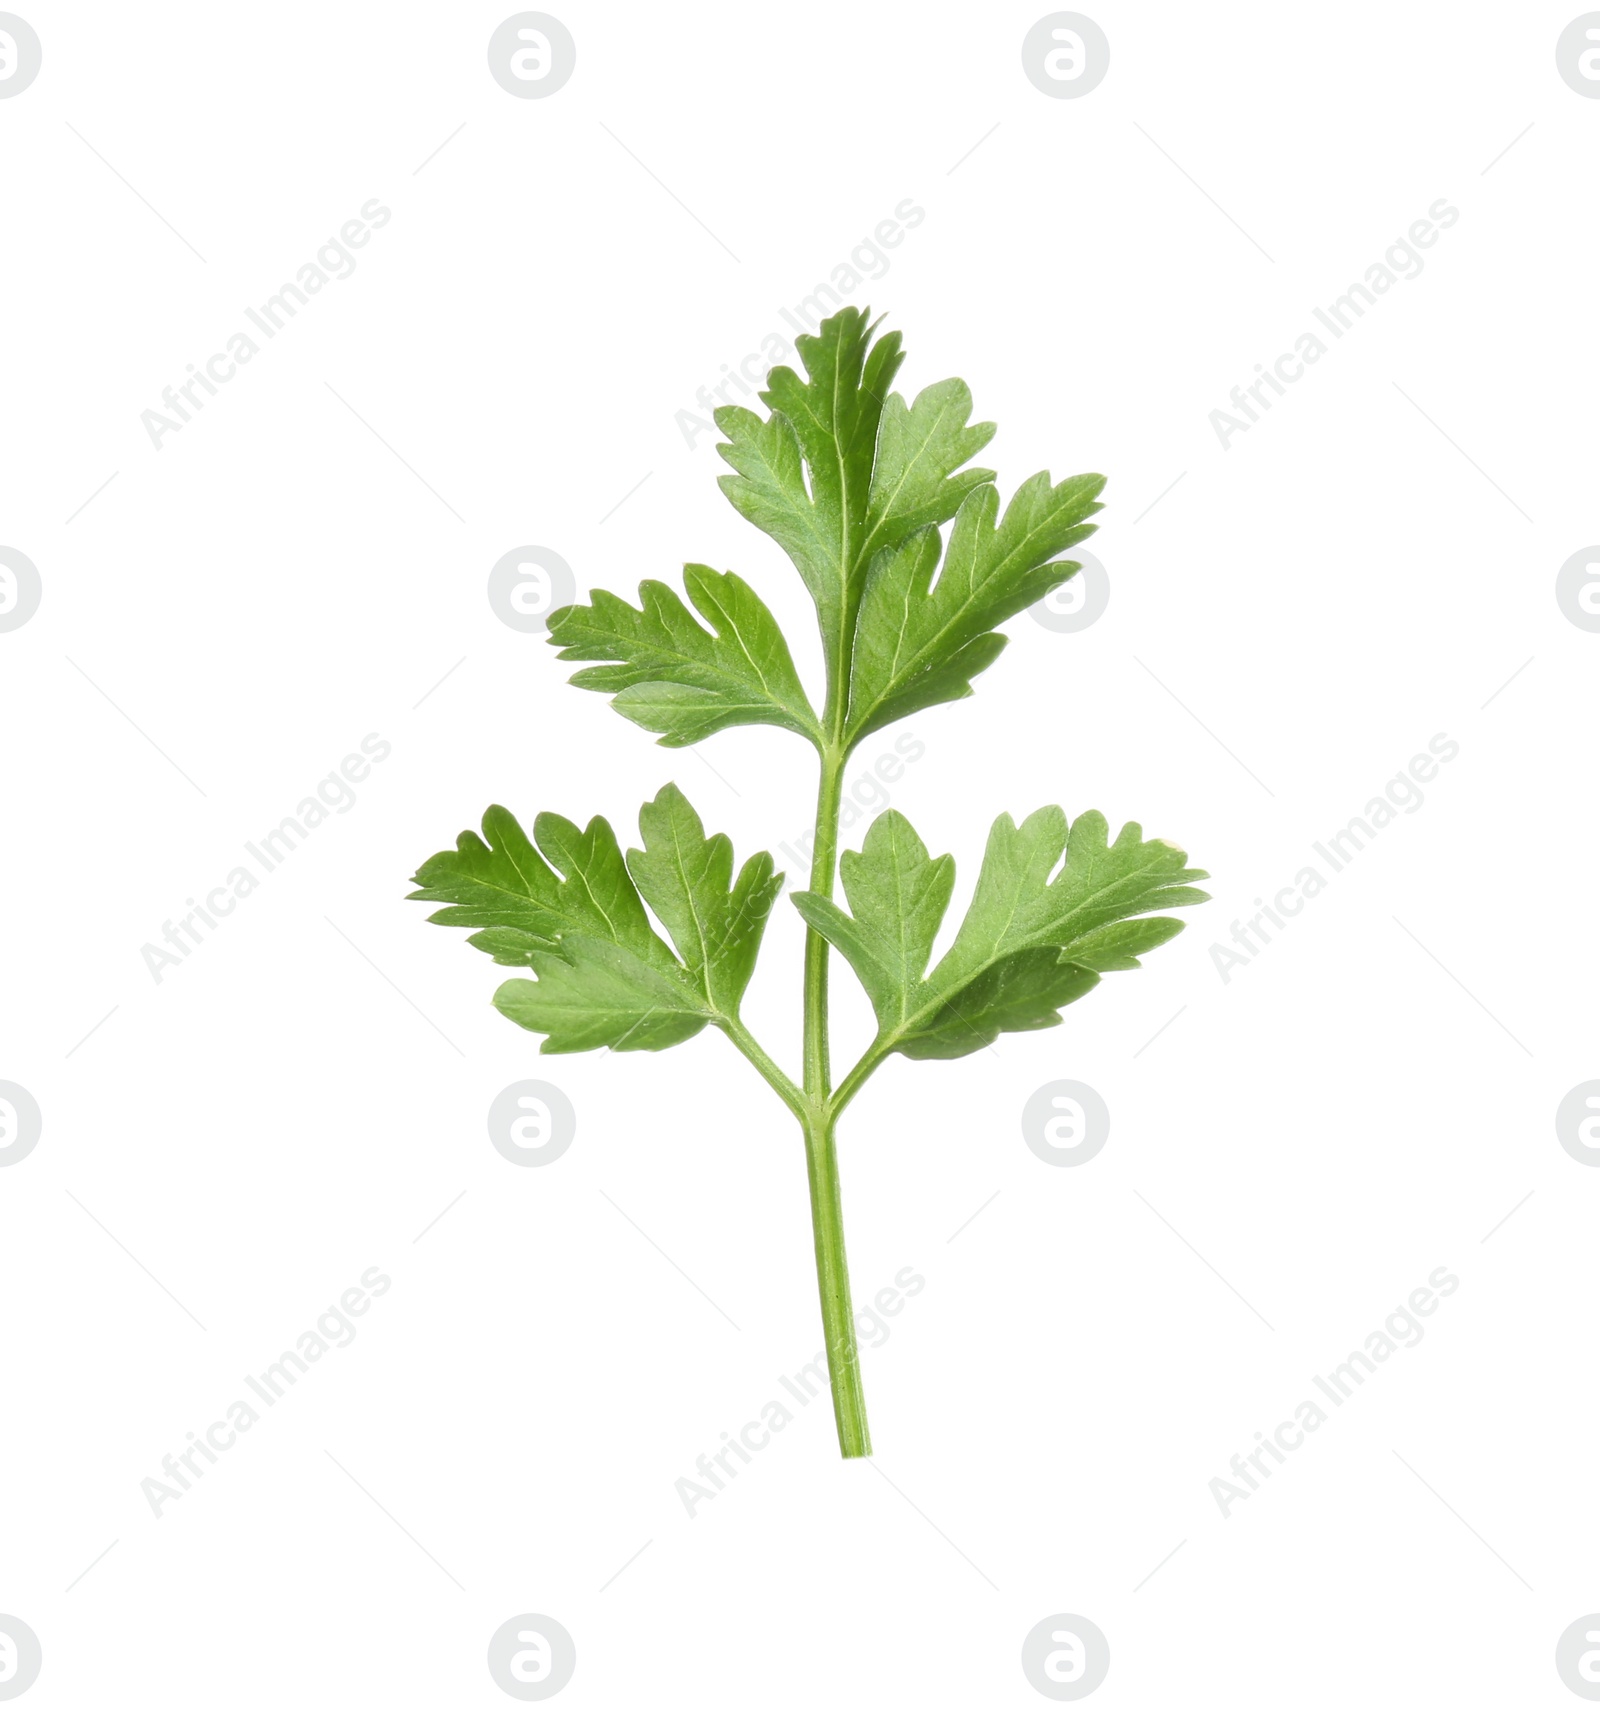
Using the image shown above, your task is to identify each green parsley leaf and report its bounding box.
[494,936,713,1054]
[713,309,995,655]
[786,810,953,1035]
[860,377,997,571]
[407,804,569,957]
[546,565,820,747]
[902,949,1104,1060]
[845,471,1104,745]
[794,805,1207,1061]
[714,309,895,635]
[408,790,780,1053]
[627,783,782,1014]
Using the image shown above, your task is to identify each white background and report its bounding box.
[2,2,1598,1708]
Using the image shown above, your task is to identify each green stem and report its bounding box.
[828,1040,889,1123]
[799,741,872,1455]
[802,747,844,1099]
[804,1109,871,1455]
[720,1016,806,1123]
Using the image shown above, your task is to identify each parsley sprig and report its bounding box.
[410,308,1207,1456]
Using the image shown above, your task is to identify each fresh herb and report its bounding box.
[409,308,1207,1457]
